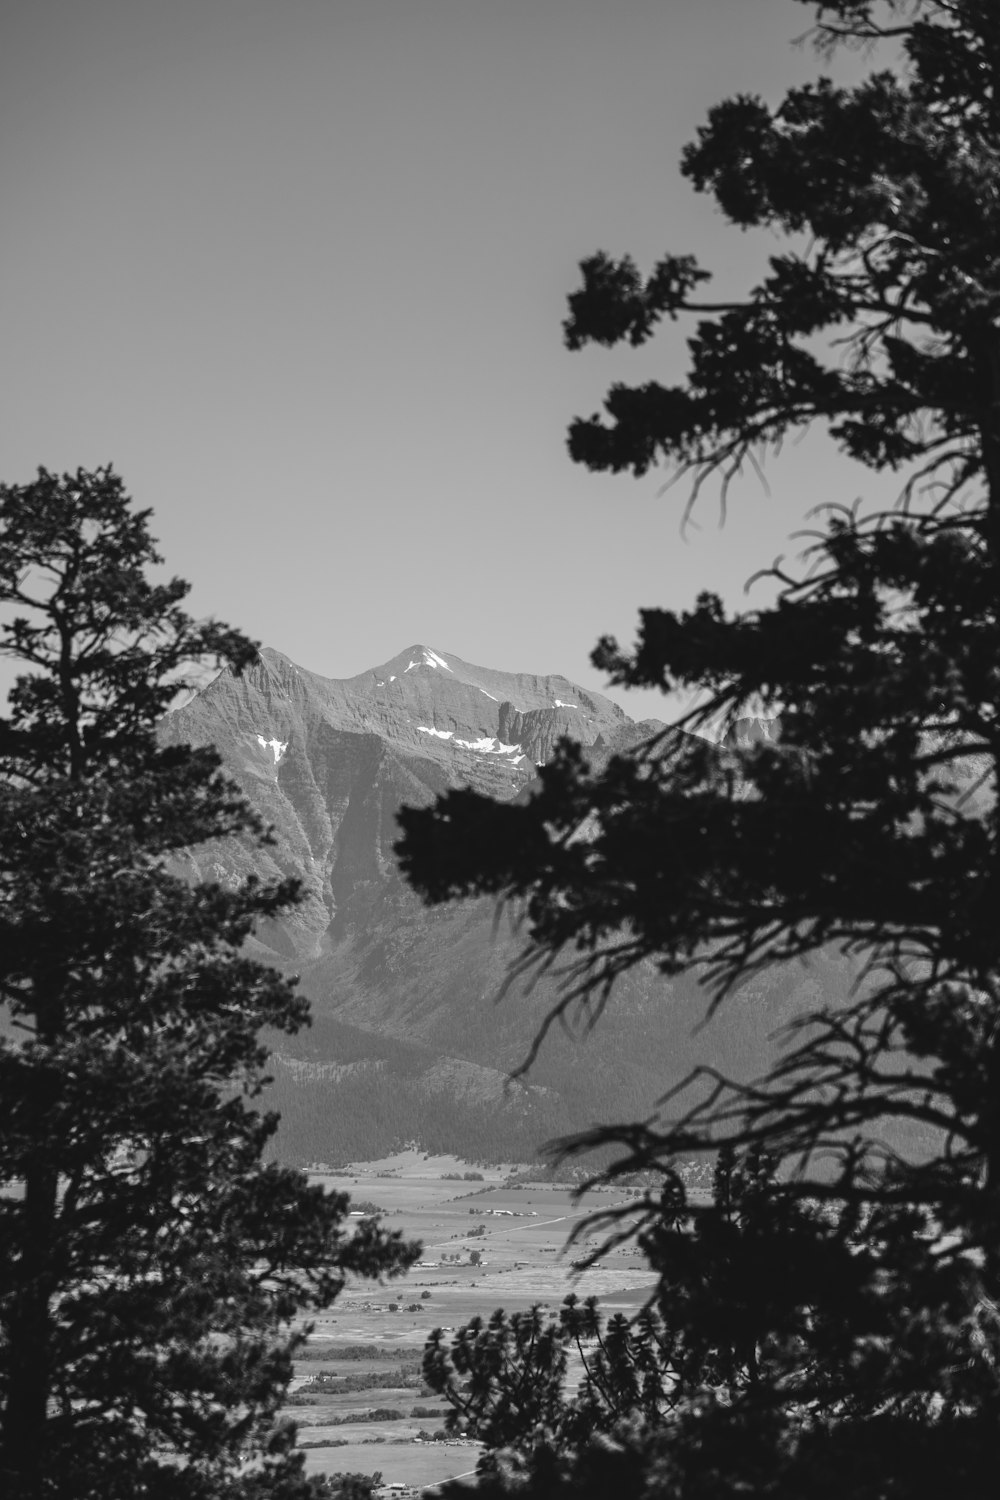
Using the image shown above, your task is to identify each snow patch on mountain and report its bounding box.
[405,648,452,673]
[418,725,522,757]
[256,735,288,764]
[454,735,522,756]
[554,699,577,708]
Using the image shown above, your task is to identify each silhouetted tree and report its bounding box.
[398,3,1000,1493]
[0,468,418,1500]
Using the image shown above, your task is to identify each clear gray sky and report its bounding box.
[2,0,887,721]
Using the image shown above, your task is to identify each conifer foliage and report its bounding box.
[398,3,1000,1493]
[0,468,417,1500]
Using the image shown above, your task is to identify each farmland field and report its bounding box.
[283,1149,660,1491]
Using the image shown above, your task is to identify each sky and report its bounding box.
[2,0,893,723]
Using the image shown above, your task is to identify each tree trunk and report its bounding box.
[1,979,64,1500]
[1,1160,58,1500]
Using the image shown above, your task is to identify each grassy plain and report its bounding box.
[284,1149,659,1491]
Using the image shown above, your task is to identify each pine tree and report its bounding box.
[0,468,418,1499]
[398,3,1000,1492]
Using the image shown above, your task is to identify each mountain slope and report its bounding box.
[161,644,643,953]
[160,644,847,1164]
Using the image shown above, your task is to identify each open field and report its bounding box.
[299,1440,479,1490]
[283,1150,660,1490]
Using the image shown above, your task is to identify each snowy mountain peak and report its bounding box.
[160,642,665,958]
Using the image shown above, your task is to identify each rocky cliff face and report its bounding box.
[160,644,853,1165]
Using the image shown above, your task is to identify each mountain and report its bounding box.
[160,644,855,1165]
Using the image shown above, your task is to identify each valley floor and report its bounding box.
[285,1149,659,1490]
